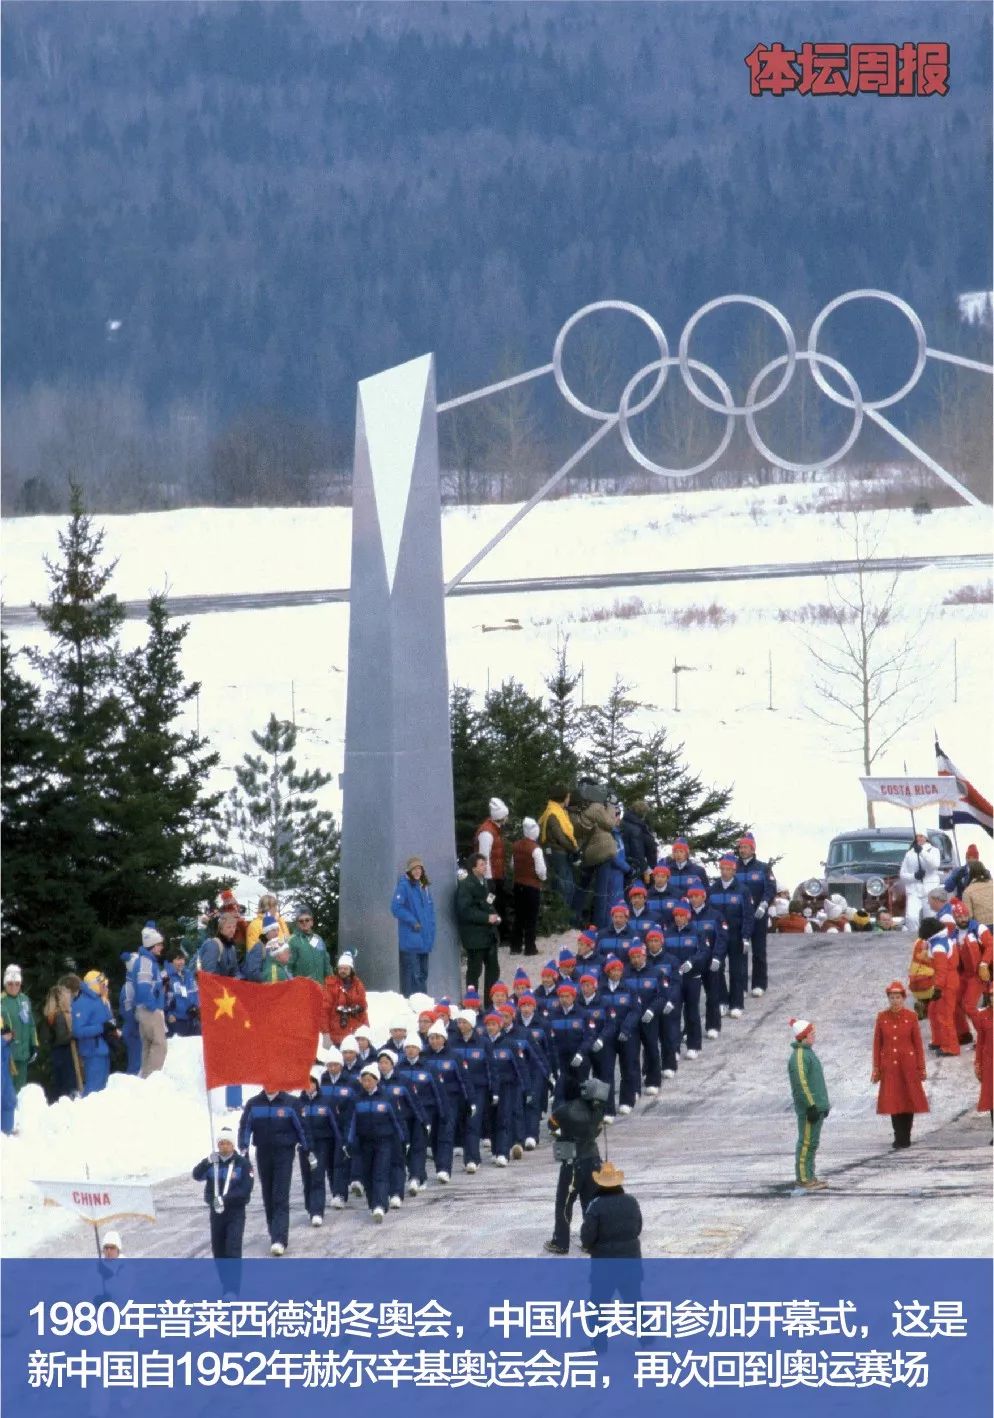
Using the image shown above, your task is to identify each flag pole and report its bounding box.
[934,727,963,863]
[85,1162,102,1260]
[903,761,918,837]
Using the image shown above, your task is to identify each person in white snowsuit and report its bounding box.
[900,833,942,932]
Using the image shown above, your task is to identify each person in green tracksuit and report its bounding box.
[262,940,293,984]
[787,1016,830,1190]
[2,966,38,1093]
[287,908,333,984]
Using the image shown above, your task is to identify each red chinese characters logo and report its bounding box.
[745,42,949,96]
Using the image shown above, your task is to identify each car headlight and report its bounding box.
[803,878,825,898]
[866,877,886,898]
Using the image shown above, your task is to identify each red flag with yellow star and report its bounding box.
[199,972,324,1090]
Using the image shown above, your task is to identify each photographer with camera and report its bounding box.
[543,1072,609,1255]
[321,951,369,1048]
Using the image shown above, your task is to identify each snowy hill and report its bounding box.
[3,476,990,896]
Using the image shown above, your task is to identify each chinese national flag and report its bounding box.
[199,972,324,1091]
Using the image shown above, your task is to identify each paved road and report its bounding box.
[4,553,990,624]
[31,931,992,1260]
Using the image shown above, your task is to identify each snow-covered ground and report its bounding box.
[3,475,991,895]
[2,474,991,1254]
[0,989,429,1256]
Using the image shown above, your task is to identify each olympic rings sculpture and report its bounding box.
[549,289,927,479]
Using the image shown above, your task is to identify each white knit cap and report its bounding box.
[325,1046,343,1066]
[489,797,509,820]
[217,1126,236,1143]
[522,817,540,840]
[360,1064,379,1080]
[427,1021,448,1038]
[337,952,355,969]
[789,1017,814,1040]
[141,927,164,949]
[3,965,22,985]
[340,1035,358,1053]
[403,1036,422,1051]
[102,1231,123,1252]
[354,1024,373,1042]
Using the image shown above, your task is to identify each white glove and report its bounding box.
[570,1053,583,1067]
[307,1151,318,1170]
[743,938,752,948]
[591,1039,604,1053]
[208,1151,219,1165]
[755,902,768,918]
[710,959,720,972]
[212,1197,225,1214]
[641,1009,654,1024]
[470,1104,477,1117]
[679,961,692,975]
[663,1002,675,1015]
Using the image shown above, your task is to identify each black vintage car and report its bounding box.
[798,827,958,918]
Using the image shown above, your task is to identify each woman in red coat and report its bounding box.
[321,952,369,1046]
[871,981,929,1150]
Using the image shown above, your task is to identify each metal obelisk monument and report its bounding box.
[338,354,460,993]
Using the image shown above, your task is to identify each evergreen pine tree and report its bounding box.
[578,677,646,791]
[627,726,748,861]
[542,639,582,785]
[111,593,224,931]
[450,685,493,859]
[1,633,95,981]
[481,677,561,823]
[214,712,340,943]
[27,484,127,964]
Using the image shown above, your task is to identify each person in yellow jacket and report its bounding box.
[538,787,578,906]
[245,894,290,951]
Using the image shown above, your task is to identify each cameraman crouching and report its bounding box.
[543,1073,608,1255]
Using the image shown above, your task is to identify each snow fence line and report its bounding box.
[0,989,429,1257]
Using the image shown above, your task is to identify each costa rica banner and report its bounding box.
[859,777,964,809]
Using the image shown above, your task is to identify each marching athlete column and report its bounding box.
[339,355,460,994]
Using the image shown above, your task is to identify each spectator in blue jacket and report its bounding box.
[128,924,168,1077]
[1,1026,17,1134]
[347,1066,407,1221]
[197,915,241,978]
[238,1087,313,1255]
[192,1125,254,1268]
[164,947,201,1038]
[391,856,437,998]
[735,833,777,997]
[709,854,756,1018]
[66,974,113,1096]
[945,845,980,899]
[118,951,142,1075]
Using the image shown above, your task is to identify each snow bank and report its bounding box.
[0,990,436,1255]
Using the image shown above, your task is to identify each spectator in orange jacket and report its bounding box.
[322,953,369,1047]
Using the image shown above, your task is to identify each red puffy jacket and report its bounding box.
[322,974,369,1044]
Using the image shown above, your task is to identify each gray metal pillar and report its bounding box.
[338,354,460,995]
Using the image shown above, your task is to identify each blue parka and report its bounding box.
[390,875,437,955]
[71,983,112,1061]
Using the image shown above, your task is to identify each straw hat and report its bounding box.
[592,1160,625,1188]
